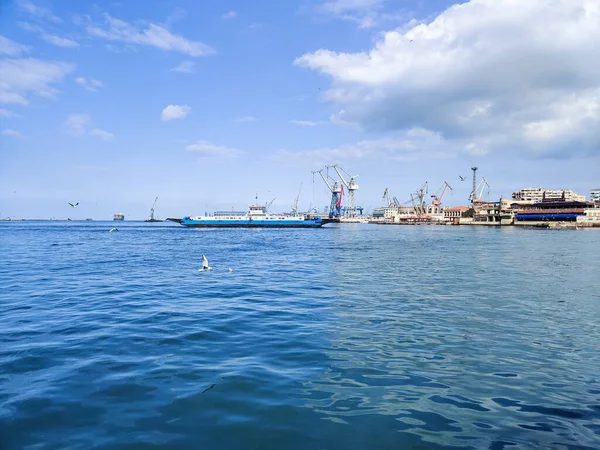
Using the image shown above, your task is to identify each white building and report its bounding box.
[511,188,585,203]
[591,189,600,203]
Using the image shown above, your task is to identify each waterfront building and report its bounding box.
[591,189,600,203]
[512,187,585,203]
[514,200,593,223]
[444,206,469,219]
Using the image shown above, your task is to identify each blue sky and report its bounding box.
[1,0,598,219]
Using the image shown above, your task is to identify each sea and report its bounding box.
[1,221,599,449]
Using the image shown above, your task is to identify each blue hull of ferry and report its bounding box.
[179,217,324,228]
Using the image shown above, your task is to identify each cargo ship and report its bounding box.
[174,204,327,228]
[113,213,125,221]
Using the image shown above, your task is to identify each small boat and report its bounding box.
[145,197,163,223]
[113,213,125,221]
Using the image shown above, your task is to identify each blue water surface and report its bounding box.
[1,221,599,449]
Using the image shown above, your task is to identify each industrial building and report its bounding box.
[511,188,585,203]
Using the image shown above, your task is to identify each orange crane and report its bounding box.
[431,181,453,206]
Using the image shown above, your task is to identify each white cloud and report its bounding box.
[318,0,392,28]
[41,34,79,48]
[65,114,90,135]
[186,140,242,158]
[171,60,195,73]
[161,104,191,121]
[2,129,22,138]
[65,114,114,139]
[86,14,215,57]
[18,1,62,23]
[0,58,74,105]
[0,109,18,118]
[90,128,114,140]
[75,77,103,92]
[272,130,455,166]
[296,0,600,159]
[0,35,30,56]
[222,11,237,19]
[233,115,257,123]
[289,119,326,127]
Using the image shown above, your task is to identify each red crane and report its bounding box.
[431,181,453,206]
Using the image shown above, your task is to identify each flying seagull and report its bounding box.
[109,227,119,232]
[199,254,213,272]
[459,176,466,181]
[68,202,79,207]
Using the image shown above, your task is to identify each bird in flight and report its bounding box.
[459,176,466,181]
[109,227,119,232]
[199,254,213,272]
[68,202,79,207]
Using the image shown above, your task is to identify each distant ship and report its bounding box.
[113,213,125,221]
[175,203,327,228]
[144,197,163,223]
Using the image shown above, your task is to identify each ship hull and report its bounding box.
[179,218,323,228]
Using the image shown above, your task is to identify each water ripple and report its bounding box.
[1,222,599,449]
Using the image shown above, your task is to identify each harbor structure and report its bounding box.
[590,189,600,203]
[511,188,585,204]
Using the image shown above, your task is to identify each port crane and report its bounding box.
[145,197,162,222]
[328,164,360,217]
[382,188,400,207]
[291,184,302,217]
[411,181,429,216]
[431,182,453,206]
[265,197,276,212]
[472,177,490,203]
[312,168,342,217]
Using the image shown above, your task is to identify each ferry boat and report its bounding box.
[177,204,326,228]
[113,213,125,221]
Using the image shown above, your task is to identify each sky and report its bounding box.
[0,0,599,220]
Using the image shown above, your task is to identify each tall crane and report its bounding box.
[145,197,162,222]
[470,166,478,206]
[474,178,490,203]
[291,184,302,216]
[312,168,342,217]
[412,181,428,216]
[431,182,453,206]
[329,164,359,217]
[265,198,276,212]
[383,188,400,207]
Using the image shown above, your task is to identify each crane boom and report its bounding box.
[312,169,333,192]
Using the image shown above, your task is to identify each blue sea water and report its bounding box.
[1,221,599,449]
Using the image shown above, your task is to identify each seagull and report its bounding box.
[109,227,118,232]
[459,176,466,181]
[68,202,79,208]
[228,267,233,273]
[199,254,213,272]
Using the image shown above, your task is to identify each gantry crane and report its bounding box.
[431,182,453,206]
[312,168,343,217]
[328,164,359,217]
